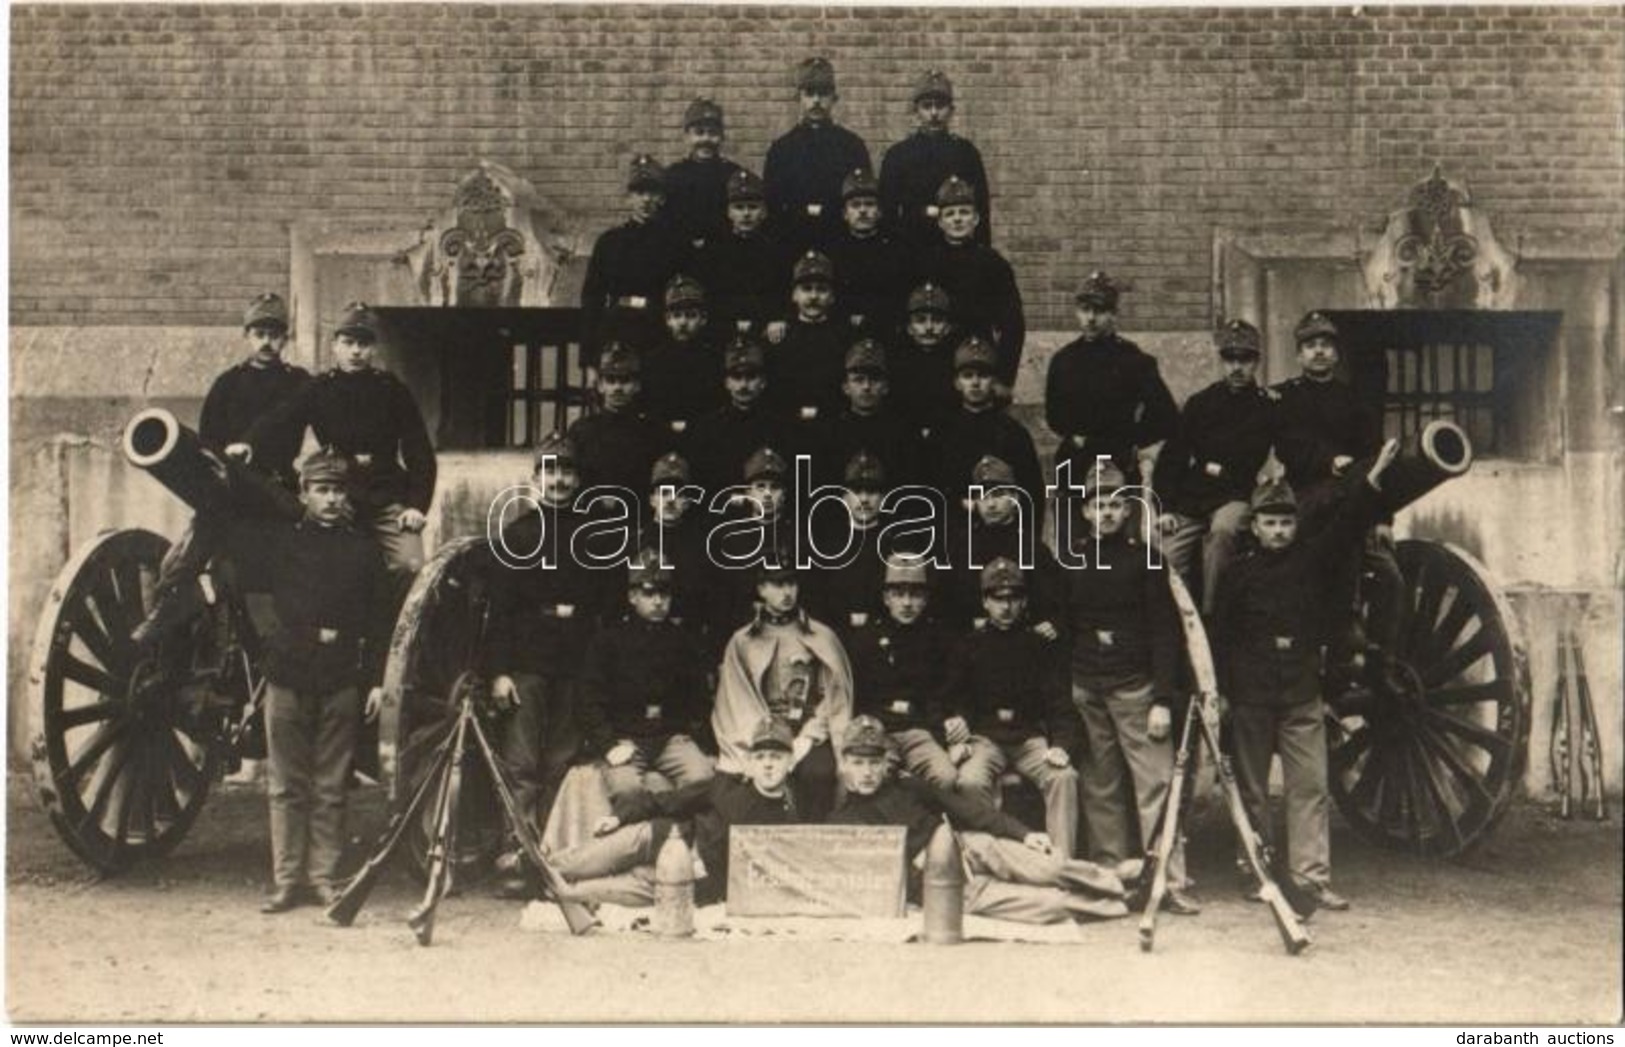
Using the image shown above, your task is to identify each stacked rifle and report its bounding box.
[1549,598,1607,822]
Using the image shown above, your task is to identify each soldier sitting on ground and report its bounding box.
[828,716,1131,923]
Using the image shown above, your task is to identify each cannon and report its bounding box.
[1320,420,1531,857]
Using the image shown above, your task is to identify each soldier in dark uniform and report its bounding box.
[1044,271,1179,483]
[686,335,790,495]
[1063,459,1199,915]
[831,717,1131,922]
[1210,439,1402,912]
[135,292,309,646]
[928,335,1045,533]
[915,176,1025,392]
[845,560,959,789]
[485,433,618,862]
[766,249,850,426]
[707,446,803,643]
[942,455,1063,632]
[640,451,716,649]
[575,548,715,805]
[803,449,891,637]
[578,154,692,378]
[258,448,390,913]
[1152,318,1280,612]
[664,98,747,251]
[565,342,664,511]
[940,559,1081,859]
[889,282,961,436]
[640,275,725,444]
[244,302,436,582]
[825,167,909,338]
[1273,310,1404,687]
[878,69,992,250]
[694,169,793,339]
[762,56,873,253]
[811,338,924,489]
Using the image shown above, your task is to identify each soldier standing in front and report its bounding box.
[763,57,873,252]
[878,69,993,250]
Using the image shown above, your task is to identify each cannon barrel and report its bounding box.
[1361,419,1474,514]
[123,408,234,515]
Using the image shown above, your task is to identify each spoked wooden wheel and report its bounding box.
[380,537,506,881]
[28,529,218,873]
[1328,540,1531,857]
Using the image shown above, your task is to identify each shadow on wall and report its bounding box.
[1406,506,1487,563]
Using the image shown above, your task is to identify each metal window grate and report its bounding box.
[1384,340,1499,455]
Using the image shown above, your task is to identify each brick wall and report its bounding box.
[11,4,1623,333]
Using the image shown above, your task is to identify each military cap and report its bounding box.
[935,175,977,209]
[907,282,951,316]
[792,250,835,286]
[1215,318,1263,359]
[1075,271,1123,311]
[1250,477,1298,515]
[1085,457,1128,493]
[841,167,880,202]
[627,153,665,192]
[844,449,887,490]
[726,168,766,203]
[597,342,642,378]
[749,717,797,753]
[953,335,998,373]
[844,338,888,376]
[533,430,578,469]
[724,335,766,375]
[980,556,1026,596]
[795,56,837,93]
[628,546,675,591]
[1294,310,1339,344]
[334,301,381,342]
[683,97,725,131]
[298,446,353,487]
[243,292,289,332]
[665,274,706,311]
[882,558,931,588]
[971,454,1016,485]
[744,445,789,483]
[757,551,798,582]
[912,68,954,105]
[839,715,890,757]
[650,451,691,487]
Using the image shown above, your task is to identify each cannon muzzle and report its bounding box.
[124,408,301,522]
[1364,419,1474,514]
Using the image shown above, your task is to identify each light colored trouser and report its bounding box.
[601,734,716,801]
[1074,681,1189,889]
[1229,698,1331,891]
[1160,500,1251,614]
[958,831,1129,923]
[957,736,1080,860]
[266,683,360,889]
[889,728,960,789]
[550,819,666,906]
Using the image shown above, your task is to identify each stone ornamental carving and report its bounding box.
[401,161,583,307]
[1362,166,1518,309]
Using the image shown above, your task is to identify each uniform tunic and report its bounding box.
[684,402,793,496]
[825,229,910,336]
[566,408,665,503]
[762,120,872,251]
[927,406,1046,529]
[1060,531,1181,699]
[693,230,794,336]
[247,367,436,512]
[846,618,952,736]
[942,516,1065,629]
[940,622,1075,750]
[263,517,391,695]
[766,317,850,421]
[1151,381,1280,519]
[664,155,747,248]
[878,130,992,249]
[638,512,717,637]
[1271,375,1383,493]
[1044,333,1179,477]
[811,406,926,489]
[888,336,961,435]
[830,777,1028,863]
[579,217,692,368]
[915,240,1025,386]
[483,505,616,677]
[575,615,711,756]
[199,359,312,487]
[640,332,726,438]
[802,515,888,634]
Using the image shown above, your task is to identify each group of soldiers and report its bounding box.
[148,56,1403,924]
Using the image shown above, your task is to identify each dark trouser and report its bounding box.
[1228,698,1331,891]
[499,672,583,832]
[266,683,360,890]
[1299,482,1403,663]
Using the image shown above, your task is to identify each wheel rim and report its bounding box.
[29,530,217,873]
[1328,540,1530,857]
[381,538,506,881]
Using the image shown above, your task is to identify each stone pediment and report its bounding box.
[1362,166,1519,309]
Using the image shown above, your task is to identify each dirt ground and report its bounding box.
[4,771,1621,1025]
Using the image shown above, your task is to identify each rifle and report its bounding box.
[466,705,600,935]
[1148,570,1313,956]
[1137,690,1197,951]
[1567,614,1607,822]
[325,722,461,927]
[405,710,470,946]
